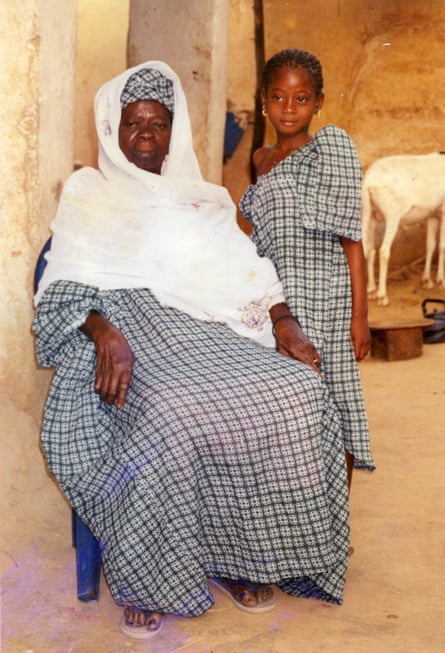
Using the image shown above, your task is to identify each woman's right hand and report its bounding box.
[80,311,135,408]
[269,303,321,375]
[273,317,322,375]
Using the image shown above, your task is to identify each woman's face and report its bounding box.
[118,100,172,174]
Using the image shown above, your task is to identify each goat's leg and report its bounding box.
[422,217,438,288]
[377,215,401,306]
[364,217,378,299]
[367,245,377,299]
[361,186,377,298]
[437,206,445,288]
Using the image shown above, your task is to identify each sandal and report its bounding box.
[209,577,277,614]
[120,607,163,639]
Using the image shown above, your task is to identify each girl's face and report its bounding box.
[262,67,324,138]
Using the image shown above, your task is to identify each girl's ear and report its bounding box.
[261,87,267,103]
[315,93,325,113]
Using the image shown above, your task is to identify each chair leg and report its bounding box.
[72,510,102,602]
[71,509,77,548]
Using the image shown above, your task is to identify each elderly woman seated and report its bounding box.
[33,61,350,639]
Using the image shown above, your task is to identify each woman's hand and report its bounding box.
[350,313,371,361]
[270,303,321,374]
[80,311,135,408]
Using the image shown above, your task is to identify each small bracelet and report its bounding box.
[272,314,301,337]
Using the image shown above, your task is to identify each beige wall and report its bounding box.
[0,1,76,411]
[74,0,130,168]
[0,0,77,551]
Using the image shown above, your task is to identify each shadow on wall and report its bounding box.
[348,23,444,167]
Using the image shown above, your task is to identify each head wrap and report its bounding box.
[94,60,201,180]
[120,68,175,115]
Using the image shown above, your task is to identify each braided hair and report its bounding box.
[262,49,324,97]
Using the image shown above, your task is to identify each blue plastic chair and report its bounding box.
[35,237,102,602]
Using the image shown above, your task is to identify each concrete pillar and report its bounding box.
[0,0,77,549]
[128,0,229,184]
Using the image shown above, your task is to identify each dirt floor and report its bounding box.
[1,274,445,653]
[365,263,445,324]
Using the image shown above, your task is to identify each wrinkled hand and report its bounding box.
[350,314,370,361]
[273,317,322,375]
[81,311,135,408]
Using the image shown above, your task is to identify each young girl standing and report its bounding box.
[240,49,375,481]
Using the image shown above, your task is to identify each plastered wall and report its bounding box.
[0,2,76,411]
[74,0,129,169]
[0,1,77,551]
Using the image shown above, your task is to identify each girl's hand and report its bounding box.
[80,311,135,408]
[350,314,370,361]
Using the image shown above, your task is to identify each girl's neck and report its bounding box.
[254,131,314,177]
[275,131,313,155]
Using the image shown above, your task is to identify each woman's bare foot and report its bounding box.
[210,577,277,613]
[120,606,163,639]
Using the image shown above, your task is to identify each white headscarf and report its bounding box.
[35,61,284,346]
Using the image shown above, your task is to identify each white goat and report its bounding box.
[361,152,445,306]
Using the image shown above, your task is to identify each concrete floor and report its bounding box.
[2,335,445,652]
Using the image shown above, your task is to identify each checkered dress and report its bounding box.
[33,280,351,615]
[240,125,375,470]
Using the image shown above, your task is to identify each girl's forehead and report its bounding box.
[269,66,313,88]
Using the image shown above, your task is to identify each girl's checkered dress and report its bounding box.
[241,125,375,471]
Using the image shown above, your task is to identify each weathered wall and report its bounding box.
[128,0,230,184]
[0,2,76,412]
[1,5,42,409]
[74,0,129,168]
[0,1,77,551]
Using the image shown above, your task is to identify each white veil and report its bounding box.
[35,61,284,346]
